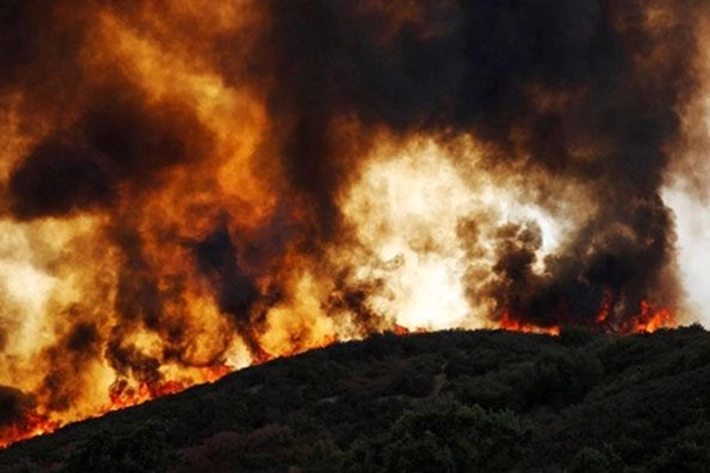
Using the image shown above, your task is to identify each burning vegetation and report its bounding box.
[0,0,708,447]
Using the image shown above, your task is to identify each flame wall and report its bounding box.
[0,0,707,443]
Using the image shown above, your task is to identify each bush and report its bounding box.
[525,348,604,408]
[443,375,520,411]
[558,326,601,348]
[61,422,177,473]
[568,445,624,473]
[650,442,710,473]
[344,399,530,472]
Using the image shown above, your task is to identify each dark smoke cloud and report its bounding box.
[106,339,161,387]
[259,1,463,234]
[5,0,699,333]
[0,1,79,87]
[82,89,213,182]
[193,223,262,356]
[258,0,613,228]
[9,136,114,219]
[259,0,702,328]
[7,83,214,221]
[0,386,33,428]
[0,0,94,124]
[463,1,697,327]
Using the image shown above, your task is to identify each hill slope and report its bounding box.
[1,326,710,472]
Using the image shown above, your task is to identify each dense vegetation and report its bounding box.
[1,325,710,472]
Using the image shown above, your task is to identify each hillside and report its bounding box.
[1,326,710,472]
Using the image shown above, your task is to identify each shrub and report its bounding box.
[344,399,530,472]
[61,422,177,473]
[568,445,624,473]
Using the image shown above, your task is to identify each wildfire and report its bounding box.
[0,344,345,448]
[499,312,562,336]
[0,0,705,452]
[625,301,675,334]
[0,413,59,450]
[103,364,232,413]
[498,299,675,337]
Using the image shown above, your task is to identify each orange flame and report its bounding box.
[0,412,60,449]
[595,290,615,326]
[624,301,674,334]
[0,340,352,448]
[498,312,561,336]
[498,298,675,336]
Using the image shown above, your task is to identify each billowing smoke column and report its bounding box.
[0,0,707,444]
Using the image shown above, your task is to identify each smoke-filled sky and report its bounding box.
[0,0,710,444]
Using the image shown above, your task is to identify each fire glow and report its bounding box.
[0,0,708,448]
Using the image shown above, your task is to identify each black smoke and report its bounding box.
[193,223,262,356]
[0,386,33,428]
[258,0,701,328]
[9,137,114,219]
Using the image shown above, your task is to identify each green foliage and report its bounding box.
[646,419,710,473]
[388,354,442,397]
[443,346,603,411]
[345,400,530,472]
[558,325,601,348]
[527,347,604,407]
[650,441,710,473]
[293,437,344,472]
[443,374,519,410]
[60,422,177,473]
[350,430,457,473]
[5,459,42,473]
[568,445,624,473]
